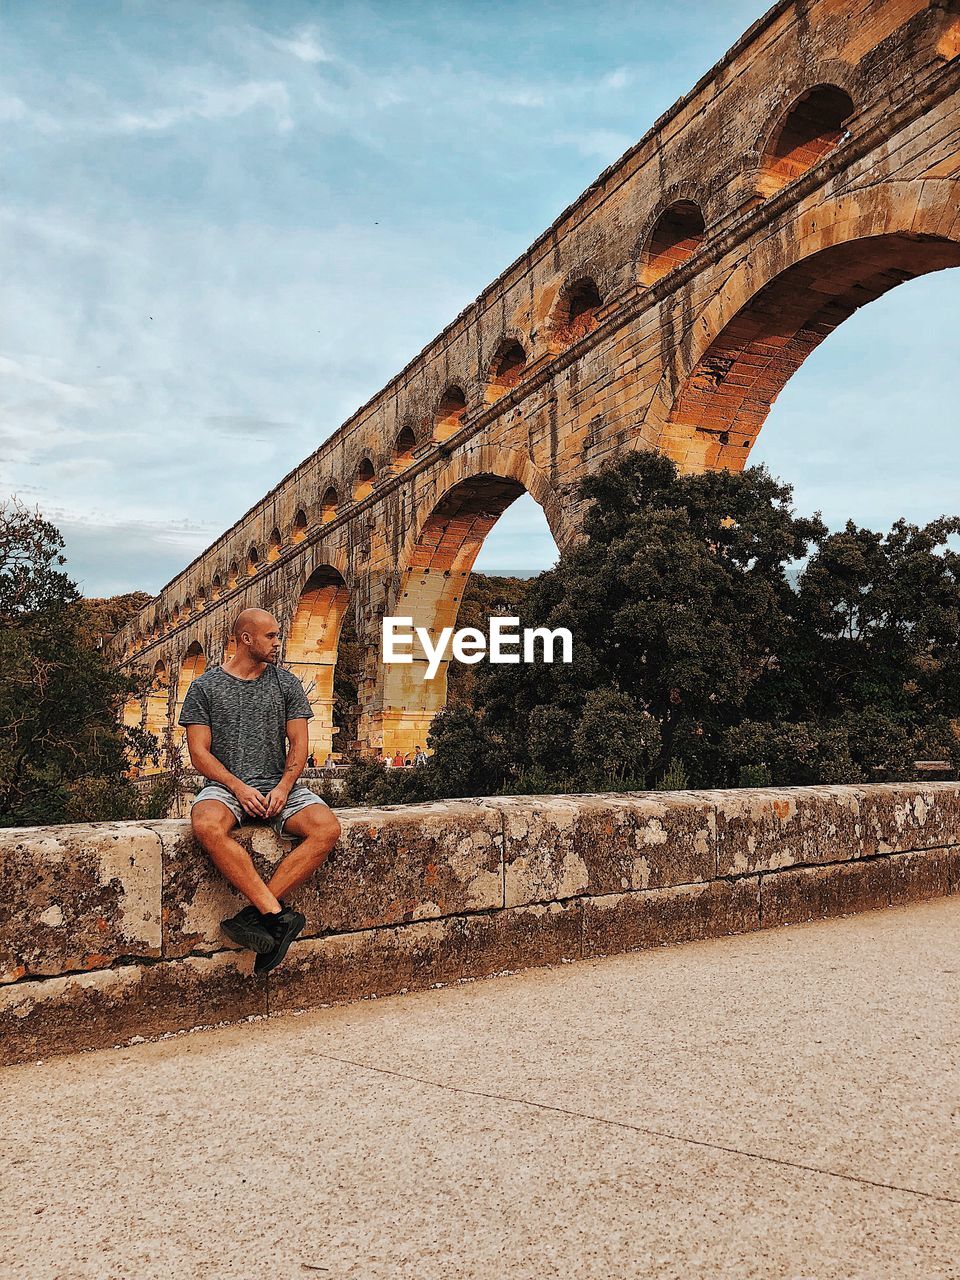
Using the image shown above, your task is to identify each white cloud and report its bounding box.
[111,80,294,135]
[602,67,631,90]
[270,25,332,65]
[553,128,633,161]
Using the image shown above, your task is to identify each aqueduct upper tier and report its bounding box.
[114,0,960,761]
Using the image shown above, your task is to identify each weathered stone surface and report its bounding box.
[293,802,503,934]
[759,860,893,929]
[0,950,264,1067]
[581,878,760,959]
[856,784,960,855]
[268,917,469,1013]
[888,846,960,906]
[0,824,162,983]
[489,792,715,908]
[715,789,806,876]
[459,901,583,974]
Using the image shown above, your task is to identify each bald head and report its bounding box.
[231,608,281,665]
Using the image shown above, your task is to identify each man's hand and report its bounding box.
[233,782,270,818]
[263,783,291,819]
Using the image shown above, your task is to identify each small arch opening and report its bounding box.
[211,575,222,600]
[247,545,260,576]
[291,509,309,543]
[641,202,706,285]
[228,561,239,589]
[759,85,855,198]
[434,386,467,442]
[394,425,417,467]
[321,487,339,523]
[553,277,603,346]
[354,458,375,501]
[267,528,282,561]
[487,340,527,400]
[195,588,206,611]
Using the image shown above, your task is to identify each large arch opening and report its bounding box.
[284,566,351,763]
[173,642,206,755]
[143,660,169,774]
[378,473,556,758]
[658,233,960,474]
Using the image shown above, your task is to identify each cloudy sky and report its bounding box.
[2,0,957,596]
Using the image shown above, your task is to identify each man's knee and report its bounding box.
[191,801,237,848]
[296,805,341,851]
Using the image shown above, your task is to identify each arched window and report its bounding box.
[228,561,239,589]
[267,528,282,561]
[246,545,260,576]
[759,86,854,198]
[291,509,308,543]
[321,488,339,523]
[553,278,602,345]
[354,458,375,501]
[434,386,467,442]
[640,202,705,285]
[487,340,527,398]
[394,425,417,467]
[211,575,222,600]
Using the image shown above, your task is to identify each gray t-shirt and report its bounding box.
[178,663,314,790]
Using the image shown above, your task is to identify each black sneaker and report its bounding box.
[253,905,306,974]
[220,904,275,955]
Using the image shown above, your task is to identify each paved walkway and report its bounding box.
[4,898,960,1279]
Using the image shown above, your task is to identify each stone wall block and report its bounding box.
[759,859,893,929]
[0,949,264,1067]
[888,846,960,906]
[0,824,163,983]
[458,900,583,976]
[714,788,806,875]
[488,791,715,909]
[856,783,960,854]
[268,916,469,1013]
[582,878,761,958]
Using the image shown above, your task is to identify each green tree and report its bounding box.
[0,499,140,826]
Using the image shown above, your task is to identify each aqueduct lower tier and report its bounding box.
[114,0,960,763]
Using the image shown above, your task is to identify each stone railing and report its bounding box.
[3,782,959,1066]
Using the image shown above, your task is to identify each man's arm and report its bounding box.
[185,724,269,818]
[263,718,309,817]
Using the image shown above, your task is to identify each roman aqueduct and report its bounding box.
[113,0,960,763]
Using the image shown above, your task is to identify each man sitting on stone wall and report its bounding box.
[178,608,342,973]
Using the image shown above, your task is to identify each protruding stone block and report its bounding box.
[582,878,760,958]
[488,791,715,908]
[0,824,162,983]
[759,859,892,929]
[0,949,264,1066]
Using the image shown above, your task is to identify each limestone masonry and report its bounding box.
[111,0,960,760]
[2,782,959,1065]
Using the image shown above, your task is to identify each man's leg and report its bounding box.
[191,799,282,915]
[266,803,341,902]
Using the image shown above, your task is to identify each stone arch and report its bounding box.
[143,659,169,773]
[320,486,339,523]
[646,180,960,473]
[372,447,565,757]
[291,509,309,543]
[354,458,375,501]
[758,85,855,199]
[267,527,282,562]
[227,560,239,589]
[551,276,603,347]
[284,564,351,762]
[173,641,206,753]
[246,544,260,576]
[434,386,468,442]
[640,201,706,285]
[486,338,527,401]
[394,425,417,468]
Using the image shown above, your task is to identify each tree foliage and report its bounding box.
[0,499,141,826]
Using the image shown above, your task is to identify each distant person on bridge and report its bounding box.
[178,607,342,974]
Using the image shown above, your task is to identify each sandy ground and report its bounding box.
[4,897,960,1279]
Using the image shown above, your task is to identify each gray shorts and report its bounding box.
[192,781,328,836]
